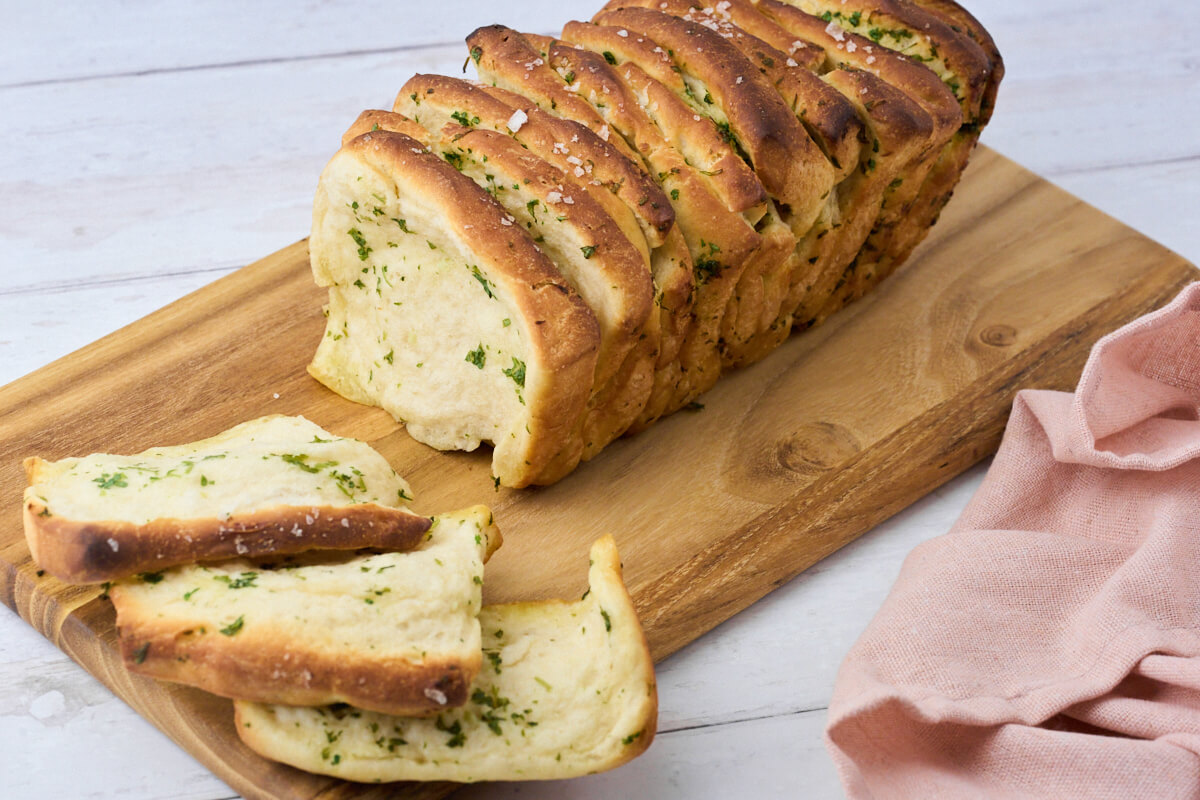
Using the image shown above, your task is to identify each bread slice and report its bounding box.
[110,506,501,717]
[234,535,657,783]
[21,415,431,584]
[307,128,600,487]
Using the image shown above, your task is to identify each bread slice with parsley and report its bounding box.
[110,506,501,717]
[21,415,432,584]
[307,127,600,488]
[234,534,657,783]
[339,108,656,480]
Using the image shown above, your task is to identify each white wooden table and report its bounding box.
[2,2,1196,797]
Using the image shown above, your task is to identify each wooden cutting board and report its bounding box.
[0,146,1194,799]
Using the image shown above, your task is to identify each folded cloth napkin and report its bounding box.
[826,283,1200,799]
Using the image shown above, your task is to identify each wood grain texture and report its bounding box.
[0,146,1194,799]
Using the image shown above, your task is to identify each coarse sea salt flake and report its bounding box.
[547,190,563,203]
[107,538,119,552]
[826,21,846,41]
[506,109,528,132]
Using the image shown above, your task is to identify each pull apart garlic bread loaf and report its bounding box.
[307,0,1001,486]
[22,415,431,584]
[235,535,657,783]
[110,506,501,717]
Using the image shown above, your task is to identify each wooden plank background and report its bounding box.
[2,1,1198,797]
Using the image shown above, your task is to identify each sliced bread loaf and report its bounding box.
[22,415,431,584]
[110,506,501,717]
[234,535,657,783]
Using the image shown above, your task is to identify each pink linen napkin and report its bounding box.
[826,282,1200,799]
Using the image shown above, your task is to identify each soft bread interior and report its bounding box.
[309,144,530,455]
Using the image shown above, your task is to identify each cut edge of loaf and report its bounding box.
[306,129,601,487]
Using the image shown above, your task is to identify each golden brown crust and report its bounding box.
[543,41,770,406]
[555,23,768,223]
[466,25,640,162]
[794,67,937,325]
[341,109,430,146]
[22,491,431,585]
[337,131,600,487]
[113,506,501,717]
[397,74,675,248]
[752,0,962,141]
[592,6,834,221]
[906,0,1003,123]
[747,0,968,324]
[472,82,696,369]
[116,618,476,717]
[846,0,991,117]
[606,0,863,182]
